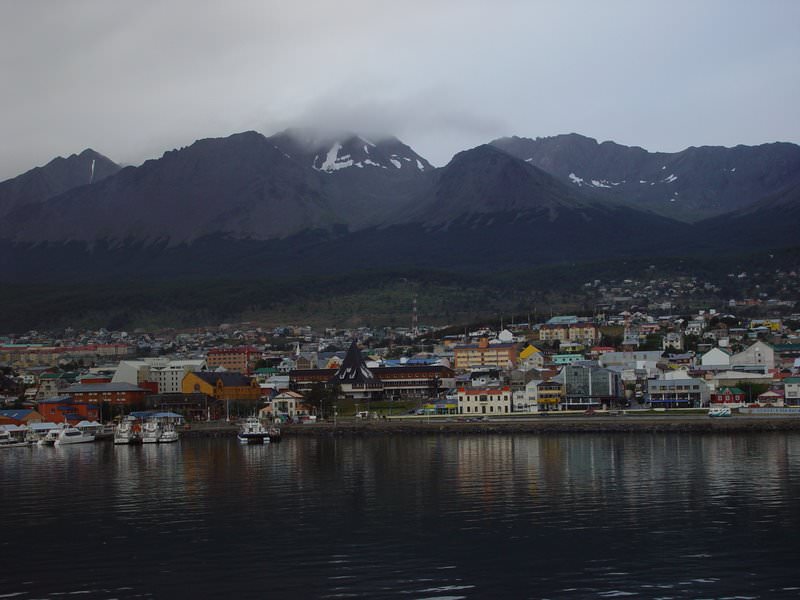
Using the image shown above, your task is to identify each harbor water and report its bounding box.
[2,433,800,598]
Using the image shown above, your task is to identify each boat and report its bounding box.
[708,406,732,417]
[114,419,140,445]
[53,426,95,445]
[268,425,282,443]
[39,424,67,446]
[76,420,105,438]
[158,422,180,443]
[237,417,271,444]
[0,426,31,448]
[26,422,60,444]
[141,420,162,444]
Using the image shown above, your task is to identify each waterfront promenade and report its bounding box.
[181,413,800,438]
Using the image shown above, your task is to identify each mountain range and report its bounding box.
[1,129,798,283]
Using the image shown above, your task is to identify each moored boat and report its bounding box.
[114,419,140,445]
[141,420,162,444]
[238,416,270,444]
[0,426,31,448]
[268,425,282,443]
[39,424,67,446]
[54,426,95,445]
[158,423,180,443]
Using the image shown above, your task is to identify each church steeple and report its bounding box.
[333,340,379,384]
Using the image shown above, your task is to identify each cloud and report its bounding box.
[0,0,798,178]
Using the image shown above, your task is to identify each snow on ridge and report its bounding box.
[416,159,425,171]
[363,159,387,169]
[663,174,678,183]
[363,144,370,155]
[569,172,622,188]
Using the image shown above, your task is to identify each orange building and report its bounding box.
[453,338,519,371]
[206,348,259,375]
[36,396,99,424]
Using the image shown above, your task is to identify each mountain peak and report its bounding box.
[269,128,432,174]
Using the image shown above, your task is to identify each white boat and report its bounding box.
[238,417,270,444]
[708,406,732,417]
[141,420,162,444]
[39,425,67,446]
[26,422,60,444]
[114,419,140,445]
[54,426,95,445]
[159,423,180,443]
[76,420,104,438]
[0,427,31,448]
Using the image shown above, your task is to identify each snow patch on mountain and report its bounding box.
[316,142,354,172]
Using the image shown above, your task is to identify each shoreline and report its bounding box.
[180,416,800,438]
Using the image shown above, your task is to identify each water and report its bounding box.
[2,433,800,599]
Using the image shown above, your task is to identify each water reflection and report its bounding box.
[2,433,800,598]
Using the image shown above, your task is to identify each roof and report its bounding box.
[332,341,380,384]
[0,409,36,420]
[191,371,253,387]
[717,387,745,394]
[64,382,146,393]
[35,395,73,404]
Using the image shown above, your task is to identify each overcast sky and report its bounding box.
[1,0,798,179]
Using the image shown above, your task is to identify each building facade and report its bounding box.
[647,378,710,408]
[457,386,511,415]
[453,338,519,371]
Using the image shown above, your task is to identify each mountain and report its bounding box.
[404,144,587,224]
[0,130,437,244]
[2,130,800,285]
[0,132,333,244]
[268,129,434,228]
[0,148,120,218]
[697,182,800,251]
[491,134,800,222]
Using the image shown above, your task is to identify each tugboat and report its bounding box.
[237,416,271,444]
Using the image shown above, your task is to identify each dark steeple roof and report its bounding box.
[332,341,380,385]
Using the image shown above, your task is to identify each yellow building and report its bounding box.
[182,371,261,402]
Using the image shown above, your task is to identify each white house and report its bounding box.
[700,348,731,369]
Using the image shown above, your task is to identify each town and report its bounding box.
[2,290,799,439]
